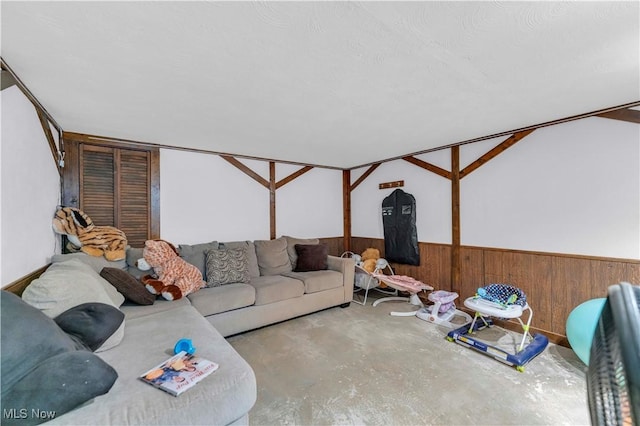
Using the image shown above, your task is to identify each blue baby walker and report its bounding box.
[447,284,548,372]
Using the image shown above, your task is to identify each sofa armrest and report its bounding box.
[327,255,355,303]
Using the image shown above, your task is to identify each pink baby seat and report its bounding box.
[416,290,472,328]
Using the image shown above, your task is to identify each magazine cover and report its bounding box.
[139,351,219,396]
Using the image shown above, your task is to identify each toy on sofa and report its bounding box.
[52,206,127,261]
[140,240,206,301]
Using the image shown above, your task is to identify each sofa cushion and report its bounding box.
[1,291,118,425]
[49,305,257,426]
[205,247,250,287]
[188,284,256,316]
[23,258,125,317]
[54,302,125,352]
[100,267,155,305]
[120,297,192,321]
[219,241,260,278]
[294,243,328,272]
[283,270,344,294]
[254,237,292,276]
[178,240,219,280]
[284,236,319,269]
[250,275,304,305]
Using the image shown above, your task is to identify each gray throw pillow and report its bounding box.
[1,291,117,425]
[283,236,320,270]
[205,248,250,287]
[219,241,260,278]
[254,237,292,276]
[178,241,218,279]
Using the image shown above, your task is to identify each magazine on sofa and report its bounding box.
[139,351,219,396]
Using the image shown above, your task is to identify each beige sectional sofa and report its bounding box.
[3,236,354,425]
[128,236,355,337]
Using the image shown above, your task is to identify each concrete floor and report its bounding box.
[228,292,590,425]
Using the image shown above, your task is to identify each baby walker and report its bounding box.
[416,290,472,328]
[446,284,549,372]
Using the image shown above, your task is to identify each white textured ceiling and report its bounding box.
[2,1,639,169]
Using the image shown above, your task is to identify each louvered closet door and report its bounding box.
[78,144,153,248]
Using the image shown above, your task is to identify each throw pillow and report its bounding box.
[294,244,329,272]
[22,258,124,317]
[54,303,125,352]
[1,291,117,425]
[178,241,219,280]
[52,252,128,273]
[283,236,320,270]
[219,241,260,278]
[205,248,250,287]
[100,267,155,305]
[254,237,292,276]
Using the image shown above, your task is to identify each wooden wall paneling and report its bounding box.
[624,262,640,285]
[419,243,451,291]
[318,237,345,257]
[589,260,633,298]
[550,256,594,336]
[460,247,484,298]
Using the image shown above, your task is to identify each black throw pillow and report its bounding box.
[55,303,125,352]
[1,291,117,425]
[294,244,329,272]
[100,267,155,305]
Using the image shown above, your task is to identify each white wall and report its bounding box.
[159,150,343,244]
[1,86,61,287]
[461,117,640,259]
[276,164,343,238]
[351,117,640,260]
[351,149,452,244]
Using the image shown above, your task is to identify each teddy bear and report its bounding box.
[52,206,127,261]
[140,239,206,301]
[360,248,381,273]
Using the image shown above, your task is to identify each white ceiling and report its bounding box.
[2,1,639,169]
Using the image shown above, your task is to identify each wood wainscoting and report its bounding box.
[351,236,640,344]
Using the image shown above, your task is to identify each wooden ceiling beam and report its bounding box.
[220,155,269,188]
[402,156,452,180]
[350,163,380,191]
[276,166,313,190]
[36,109,61,175]
[460,129,535,179]
[597,108,640,124]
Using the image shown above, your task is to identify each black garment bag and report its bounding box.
[381,189,420,265]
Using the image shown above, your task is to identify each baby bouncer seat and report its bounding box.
[416,290,472,328]
[447,284,549,372]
